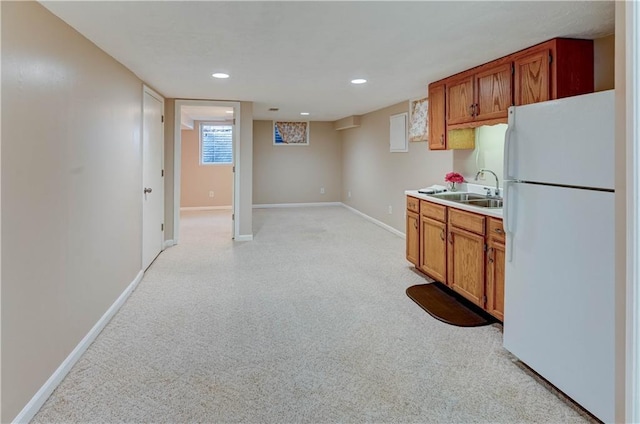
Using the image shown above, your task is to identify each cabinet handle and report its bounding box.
[414,220,418,230]
[448,232,453,244]
[143,188,152,194]
[440,134,444,145]
[488,247,494,263]
[440,228,445,241]
[494,228,503,234]
[468,104,475,117]
[474,103,479,116]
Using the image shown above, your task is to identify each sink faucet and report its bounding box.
[475,169,500,197]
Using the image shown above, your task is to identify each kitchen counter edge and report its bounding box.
[405,190,503,219]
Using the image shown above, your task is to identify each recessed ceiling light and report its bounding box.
[212,73,230,79]
[300,112,310,116]
[225,110,234,114]
[351,78,367,84]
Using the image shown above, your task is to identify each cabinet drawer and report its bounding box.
[420,200,447,222]
[407,196,420,213]
[487,217,505,242]
[449,208,485,235]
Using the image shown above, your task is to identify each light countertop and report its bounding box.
[405,183,503,219]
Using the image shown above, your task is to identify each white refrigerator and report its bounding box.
[502,90,615,422]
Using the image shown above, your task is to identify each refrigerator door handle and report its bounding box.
[504,108,514,180]
[503,180,514,262]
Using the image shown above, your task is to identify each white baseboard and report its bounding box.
[253,202,342,209]
[12,270,145,424]
[234,234,253,241]
[341,203,406,239]
[163,239,175,249]
[180,206,232,211]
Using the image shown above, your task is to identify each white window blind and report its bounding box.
[200,124,232,164]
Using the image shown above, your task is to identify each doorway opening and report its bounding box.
[174,100,241,244]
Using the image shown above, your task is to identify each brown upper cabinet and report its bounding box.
[446,62,512,130]
[446,74,474,127]
[428,82,446,150]
[428,37,594,149]
[474,62,513,121]
[513,48,550,105]
[513,38,594,106]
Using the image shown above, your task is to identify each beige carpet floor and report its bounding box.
[33,207,595,423]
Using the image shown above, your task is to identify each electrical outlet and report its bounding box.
[209,191,215,198]
[388,205,393,214]
[348,191,351,198]
[320,187,325,194]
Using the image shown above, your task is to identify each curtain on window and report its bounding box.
[275,122,308,144]
[409,98,428,142]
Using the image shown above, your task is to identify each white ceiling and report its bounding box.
[180,105,234,129]
[40,1,614,121]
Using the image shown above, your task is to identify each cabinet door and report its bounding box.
[428,83,446,150]
[486,239,505,321]
[406,211,419,266]
[446,75,474,126]
[447,226,485,306]
[420,216,447,283]
[475,63,512,121]
[514,48,551,106]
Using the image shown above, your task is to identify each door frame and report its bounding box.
[173,99,241,242]
[142,85,165,268]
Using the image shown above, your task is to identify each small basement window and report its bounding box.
[200,123,233,165]
[273,121,309,145]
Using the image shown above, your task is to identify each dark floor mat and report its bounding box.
[406,282,495,327]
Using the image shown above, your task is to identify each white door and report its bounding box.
[142,88,164,270]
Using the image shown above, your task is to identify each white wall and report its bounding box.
[341,101,454,233]
[239,102,253,237]
[453,124,508,184]
[253,121,342,204]
[1,2,144,421]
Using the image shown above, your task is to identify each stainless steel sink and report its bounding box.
[429,191,502,208]
[463,198,503,208]
[429,192,487,201]
[429,192,503,208]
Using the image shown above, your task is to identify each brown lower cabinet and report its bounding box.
[406,196,505,321]
[447,208,486,307]
[485,217,506,321]
[421,215,447,283]
[406,211,419,266]
[418,200,447,283]
[406,196,420,266]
